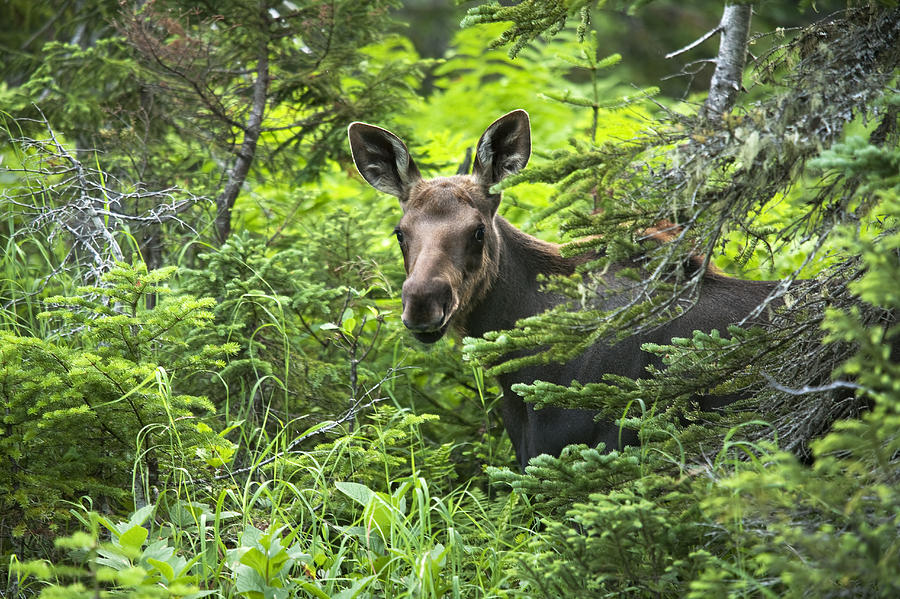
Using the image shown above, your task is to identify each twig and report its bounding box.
[762,373,867,396]
[211,367,409,481]
[665,25,723,59]
[298,313,330,349]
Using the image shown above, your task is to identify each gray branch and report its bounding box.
[1,114,209,289]
[215,35,270,243]
[701,4,752,120]
[665,24,722,60]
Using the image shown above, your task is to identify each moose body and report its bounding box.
[349,110,778,470]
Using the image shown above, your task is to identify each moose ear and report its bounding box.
[348,122,421,198]
[473,110,531,191]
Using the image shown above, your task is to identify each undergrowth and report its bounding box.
[3,5,900,598]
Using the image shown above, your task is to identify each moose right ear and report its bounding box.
[473,110,531,191]
[348,122,421,199]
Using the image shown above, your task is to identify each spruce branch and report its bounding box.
[461,0,597,58]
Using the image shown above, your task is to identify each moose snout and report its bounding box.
[401,277,454,333]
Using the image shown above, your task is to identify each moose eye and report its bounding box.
[394,228,404,244]
[474,225,485,243]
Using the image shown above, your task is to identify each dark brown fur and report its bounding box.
[349,111,778,469]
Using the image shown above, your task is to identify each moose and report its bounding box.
[348,110,780,470]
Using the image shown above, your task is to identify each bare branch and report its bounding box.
[665,25,722,60]
[1,114,210,289]
[762,374,867,397]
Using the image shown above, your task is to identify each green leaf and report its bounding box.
[238,547,270,578]
[298,582,331,599]
[333,575,377,599]
[146,557,175,583]
[96,546,131,571]
[335,481,376,507]
[127,505,156,529]
[118,525,148,554]
[233,563,269,597]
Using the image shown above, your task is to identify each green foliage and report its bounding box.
[0,37,140,147]
[226,524,311,599]
[4,3,900,599]
[332,476,454,597]
[502,29,658,224]
[179,231,343,415]
[691,443,900,598]
[485,85,900,596]
[176,213,408,450]
[0,262,228,562]
[301,408,457,495]
[491,445,643,512]
[1,0,426,251]
[12,506,210,599]
[9,425,527,598]
[278,408,532,597]
[461,0,596,58]
[460,9,900,599]
[527,481,710,596]
[495,393,900,597]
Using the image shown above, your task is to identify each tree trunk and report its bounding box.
[701,4,752,120]
[215,41,269,243]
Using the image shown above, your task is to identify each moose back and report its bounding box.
[348,110,778,470]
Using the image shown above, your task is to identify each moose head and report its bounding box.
[348,110,532,343]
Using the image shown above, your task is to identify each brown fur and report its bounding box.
[400,176,504,337]
[348,110,781,469]
[641,219,725,276]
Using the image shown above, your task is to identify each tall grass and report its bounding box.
[11,392,534,597]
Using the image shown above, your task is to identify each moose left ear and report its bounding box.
[348,122,421,199]
[473,110,531,194]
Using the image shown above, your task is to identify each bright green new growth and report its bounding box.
[3,2,900,598]
[1,262,232,553]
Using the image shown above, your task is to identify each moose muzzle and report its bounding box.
[400,276,455,343]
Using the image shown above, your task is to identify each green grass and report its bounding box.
[9,401,535,598]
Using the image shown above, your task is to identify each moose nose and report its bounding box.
[401,277,453,331]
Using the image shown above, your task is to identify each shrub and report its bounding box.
[0,262,231,564]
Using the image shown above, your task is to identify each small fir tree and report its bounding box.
[0,261,232,563]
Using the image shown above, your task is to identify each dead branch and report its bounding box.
[665,24,722,60]
[1,114,210,289]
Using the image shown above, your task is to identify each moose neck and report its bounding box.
[458,216,576,339]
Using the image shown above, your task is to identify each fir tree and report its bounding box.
[0,262,231,563]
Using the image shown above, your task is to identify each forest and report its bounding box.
[1,0,899,597]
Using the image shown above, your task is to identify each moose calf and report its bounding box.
[349,110,778,470]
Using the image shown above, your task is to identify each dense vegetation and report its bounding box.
[2,1,898,597]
